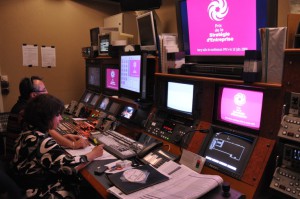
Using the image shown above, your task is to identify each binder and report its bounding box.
[107,164,169,195]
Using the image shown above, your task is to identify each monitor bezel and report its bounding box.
[102,64,120,97]
[213,83,265,135]
[98,33,110,55]
[80,90,94,104]
[85,64,102,93]
[156,77,201,121]
[175,0,278,65]
[136,11,158,52]
[119,52,146,101]
[200,124,257,180]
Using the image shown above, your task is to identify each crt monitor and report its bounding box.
[155,76,202,121]
[103,64,120,96]
[86,64,102,92]
[89,94,101,107]
[119,52,151,101]
[98,96,110,111]
[98,34,110,55]
[176,0,278,64]
[136,11,160,52]
[200,125,257,179]
[213,84,264,134]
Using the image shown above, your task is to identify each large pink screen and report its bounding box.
[220,87,263,130]
[187,0,256,56]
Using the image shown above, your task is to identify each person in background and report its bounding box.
[11,94,104,198]
[6,76,89,151]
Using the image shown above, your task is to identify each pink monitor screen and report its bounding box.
[186,0,256,56]
[106,68,119,91]
[219,87,263,130]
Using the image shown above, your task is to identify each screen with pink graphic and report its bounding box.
[120,55,142,93]
[106,68,119,91]
[186,0,256,56]
[218,86,263,130]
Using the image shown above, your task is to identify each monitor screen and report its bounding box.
[167,81,194,114]
[201,125,257,179]
[90,27,99,46]
[98,97,110,110]
[90,94,100,107]
[136,11,159,52]
[86,64,102,92]
[176,0,277,64]
[104,65,120,96]
[81,91,93,104]
[120,54,142,99]
[108,102,121,115]
[214,84,264,133]
[98,34,110,55]
[120,106,135,119]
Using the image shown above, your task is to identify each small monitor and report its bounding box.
[81,91,94,104]
[98,97,110,110]
[90,27,99,46]
[167,81,194,115]
[201,125,257,179]
[120,106,135,119]
[98,34,110,55]
[213,84,264,133]
[108,102,121,115]
[86,64,102,92]
[136,11,159,52]
[103,65,120,96]
[89,94,100,107]
[119,53,143,100]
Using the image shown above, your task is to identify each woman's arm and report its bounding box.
[49,129,89,149]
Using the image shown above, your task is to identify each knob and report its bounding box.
[222,181,231,197]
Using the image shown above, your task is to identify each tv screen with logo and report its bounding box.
[214,84,264,133]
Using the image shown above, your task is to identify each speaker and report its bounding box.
[120,0,161,11]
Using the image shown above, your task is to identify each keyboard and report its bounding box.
[92,130,144,160]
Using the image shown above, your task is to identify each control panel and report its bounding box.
[145,110,197,146]
[278,115,300,142]
[269,144,300,198]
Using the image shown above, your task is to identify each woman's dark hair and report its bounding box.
[24,94,64,132]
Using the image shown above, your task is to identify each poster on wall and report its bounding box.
[41,46,56,67]
[22,44,38,67]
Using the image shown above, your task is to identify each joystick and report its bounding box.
[222,181,231,197]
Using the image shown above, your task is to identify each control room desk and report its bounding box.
[80,159,246,199]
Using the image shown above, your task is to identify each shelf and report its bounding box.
[155,73,282,89]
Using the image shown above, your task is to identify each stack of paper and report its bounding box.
[107,160,223,199]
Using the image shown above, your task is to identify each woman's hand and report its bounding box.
[86,144,104,161]
[64,134,90,149]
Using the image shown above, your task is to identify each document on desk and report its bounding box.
[66,145,117,160]
[107,160,223,199]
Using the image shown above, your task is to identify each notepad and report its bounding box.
[107,164,169,195]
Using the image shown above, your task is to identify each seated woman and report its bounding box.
[11,94,104,198]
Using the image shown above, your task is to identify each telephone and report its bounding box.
[137,141,163,158]
[65,100,78,114]
[138,142,179,168]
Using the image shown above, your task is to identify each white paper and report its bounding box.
[41,46,56,67]
[107,160,223,199]
[66,145,117,160]
[22,44,38,66]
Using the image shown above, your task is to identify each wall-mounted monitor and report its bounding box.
[86,63,102,92]
[136,11,161,52]
[103,64,120,96]
[119,52,154,101]
[176,0,278,64]
[200,125,257,179]
[213,84,264,134]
